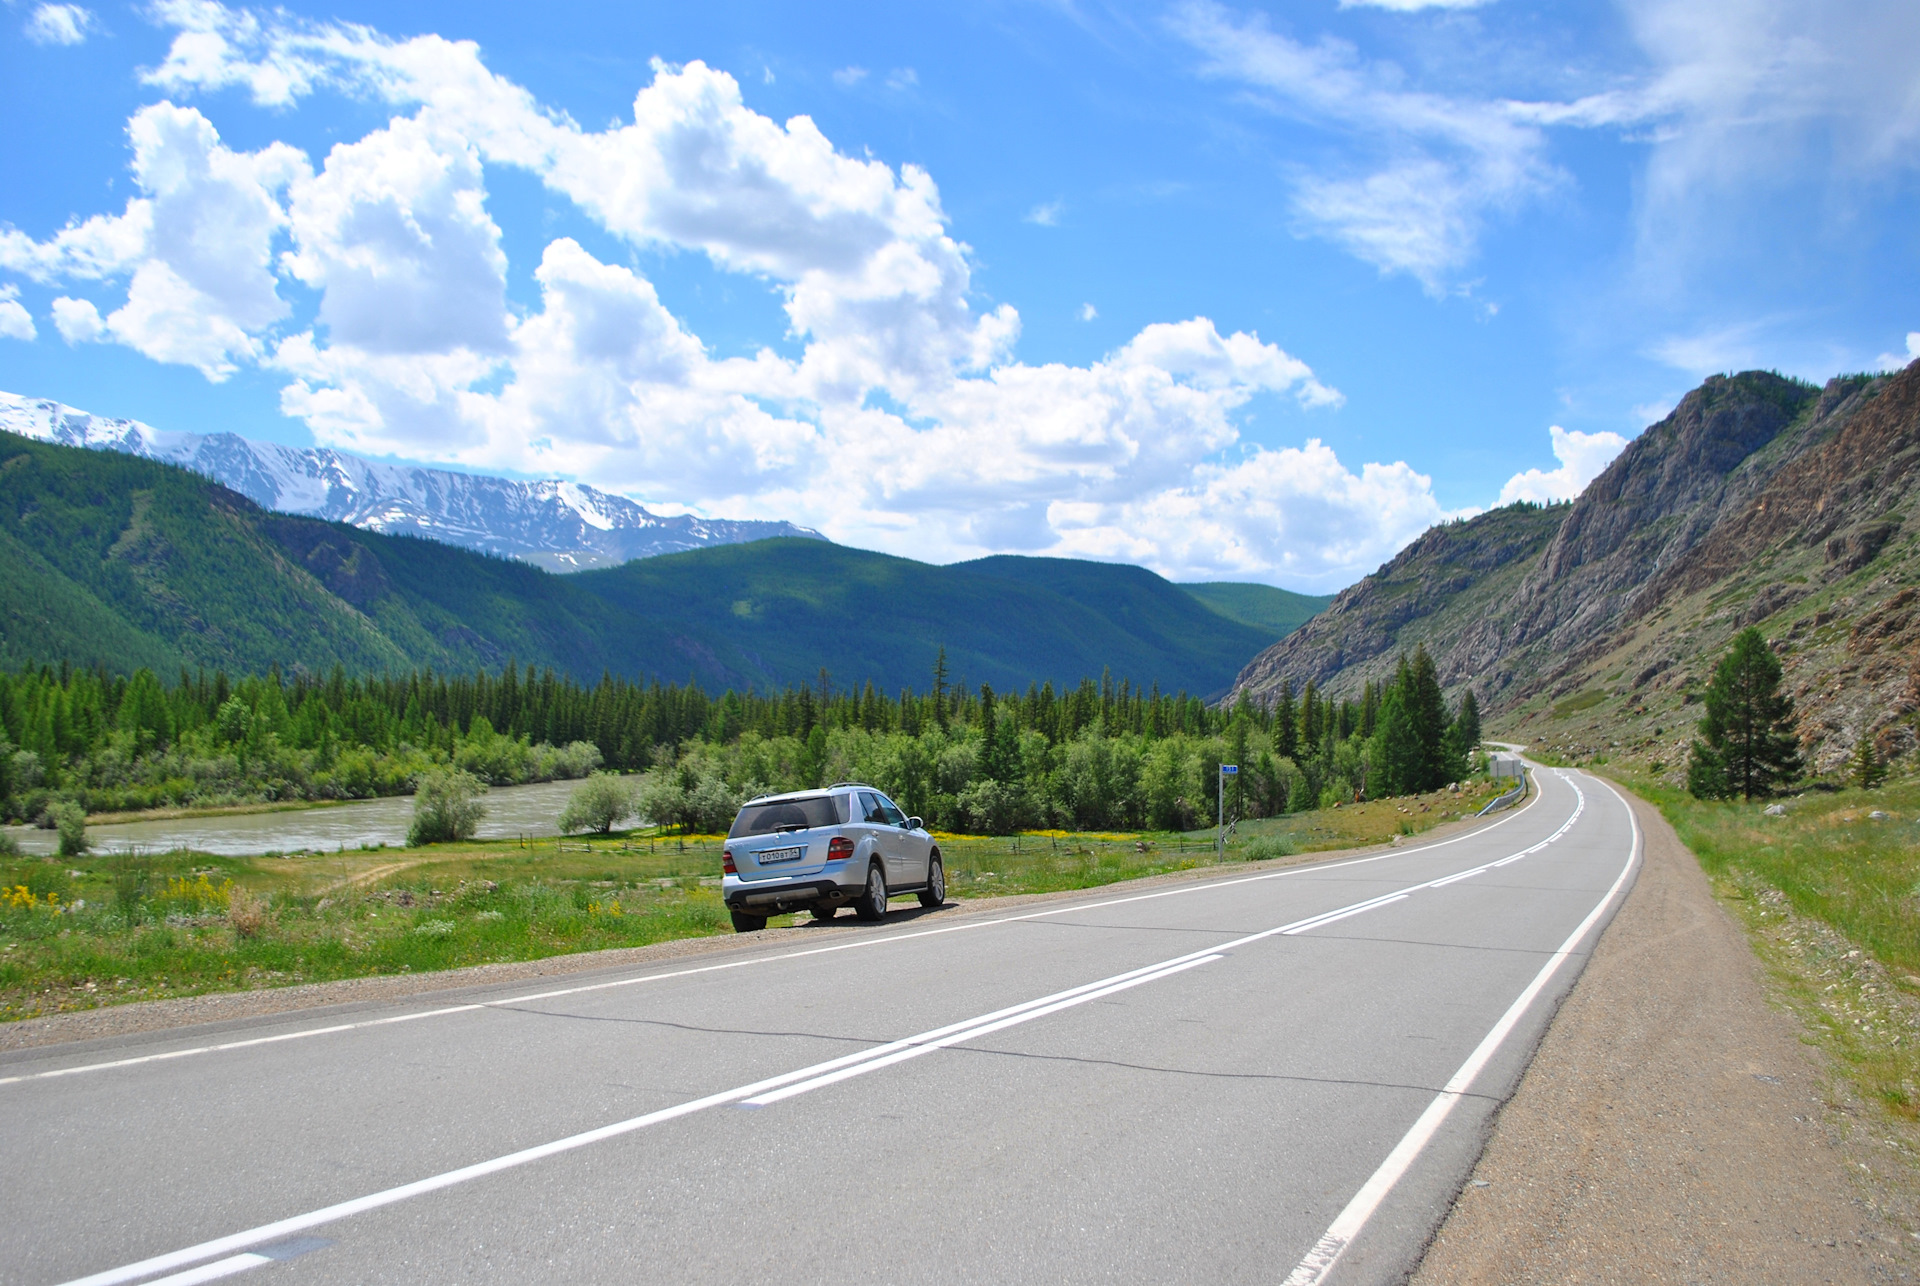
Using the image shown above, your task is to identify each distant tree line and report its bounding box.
[0,645,1485,833]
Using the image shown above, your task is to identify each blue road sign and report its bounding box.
[1220,764,1239,775]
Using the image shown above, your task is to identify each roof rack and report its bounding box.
[827,781,875,790]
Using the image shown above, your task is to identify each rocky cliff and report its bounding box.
[1229,364,1920,776]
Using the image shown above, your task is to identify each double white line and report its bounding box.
[59,778,1593,1286]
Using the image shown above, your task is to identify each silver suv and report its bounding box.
[721,782,945,932]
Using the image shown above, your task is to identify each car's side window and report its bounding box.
[877,795,908,828]
[859,792,889,825]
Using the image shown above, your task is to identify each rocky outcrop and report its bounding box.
[1226,502,1565,701]
[1226,363,1920,773]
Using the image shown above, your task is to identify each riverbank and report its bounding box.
[81,798,363,826]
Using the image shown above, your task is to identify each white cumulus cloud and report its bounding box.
[25,3,93,45]
[0,286,34,341]
[1498,425,1629,505]
[51,296,104,343]
[1,101,306,379]
[1876,332,1920,372]
[2,2,1476,587]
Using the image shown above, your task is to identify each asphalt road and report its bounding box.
[2,767,1640,1286]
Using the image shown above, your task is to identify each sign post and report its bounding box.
[1218,763,1238,860]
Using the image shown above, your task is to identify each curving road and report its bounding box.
[2,766,1639,1286]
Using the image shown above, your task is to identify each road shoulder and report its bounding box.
[1413,784,1917,1283]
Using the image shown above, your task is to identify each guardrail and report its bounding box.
[1476,772,1527,817]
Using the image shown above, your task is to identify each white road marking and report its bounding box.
[1281,772,1641,1286]
[1281,893,1410,934]
[0,785,1551,1090]
[52,776,1592,1286]
[0,1006,488,1087]
[137,1255,270,1285]
[741,954,1224,1107]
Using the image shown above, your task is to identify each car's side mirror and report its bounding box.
[907,817,923,831]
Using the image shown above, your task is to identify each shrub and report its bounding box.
[50,801,89,856]
[636,758,742,833]
[955,778,1034,835]
[1242,835,1296,861]
[558,773,636,835]
[408,768,488,845]
[227,886,268,939]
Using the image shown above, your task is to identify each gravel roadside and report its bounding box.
[1413,786,1919,1284]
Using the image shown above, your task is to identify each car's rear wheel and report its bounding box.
[854,864,888,921]
[918,855,945,908]
[809,904,838,922]
[729,909,767,932]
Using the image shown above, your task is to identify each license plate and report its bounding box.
[757,846,806,865]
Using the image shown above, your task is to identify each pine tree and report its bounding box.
[1405,646,1449,792]
[1439,689,1480,784]
[1453,688,1481,750]
[1688,627,1803,800]
[1850,735,1887,790]
[931,647,950,728]
[1370,687,1419,797]
[1272,680,1297,761]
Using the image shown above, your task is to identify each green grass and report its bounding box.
[1550,688,1610,718]
[0,779,1508,1021]
[1612,770,1920,1125]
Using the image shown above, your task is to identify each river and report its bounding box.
[3,779,589,858]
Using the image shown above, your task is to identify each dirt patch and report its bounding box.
[1414,787,1918,1284]
[323,859,418,892]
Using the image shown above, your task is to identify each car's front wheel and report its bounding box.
[918,855,945,909]
[729,909,767,933]
[854,864,889,921]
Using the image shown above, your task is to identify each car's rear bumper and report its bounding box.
[724,876,860,912]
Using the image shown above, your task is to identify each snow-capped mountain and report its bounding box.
[0,392,823,571]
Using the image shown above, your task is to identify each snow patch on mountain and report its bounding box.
[0,392,824,570]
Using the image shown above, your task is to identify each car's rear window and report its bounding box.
[729,794,849,838]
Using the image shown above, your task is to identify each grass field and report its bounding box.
[0,778,1507,1022]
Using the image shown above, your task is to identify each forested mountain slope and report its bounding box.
[0,432,1284,697]
[1177,581,1335,639]
[1229,365,1920,776]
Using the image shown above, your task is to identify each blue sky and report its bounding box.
[1,0,1916,591]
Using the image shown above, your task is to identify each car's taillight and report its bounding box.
[722,849,737,875]
[827,836,855,861]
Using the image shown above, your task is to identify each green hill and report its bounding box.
[0,431,1276,696]
[583,545,1276,697]
[1176,581,1333,639]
